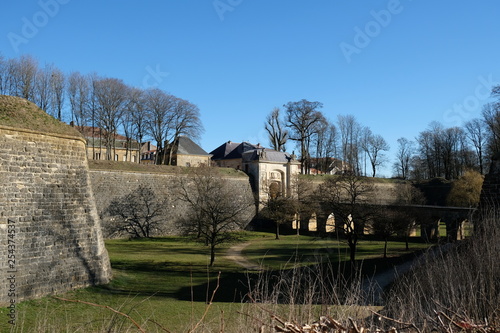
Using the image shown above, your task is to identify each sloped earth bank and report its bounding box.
[226,241,451,305]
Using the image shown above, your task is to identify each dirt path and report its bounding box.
[364,244,452,304]
[363,258,417,304]
[227,241,451,305]
[226,242,262,271]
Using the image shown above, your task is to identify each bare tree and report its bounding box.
[0,54,7,95]
[165,97,204,165]
[393,182,426,250]
[482,100,500,157]
[34,64,52,112]
[318,173,375,267]
[313,120,338,174]
[175,168,254,266]
[360,127,389,177]
[68,71,91,127]
[261,194,297,240]
[171,97,203,141]
[93,77,129,160]
[9,55,38,101]
[284,99,325,174]
[416,128,435,179]
[121,92,136,162]
[128,88,147,163]
[108,185,166,238]
[372,208,409,258]
[464,118,487,174]
[393,137,414,179]
[4,58,19,96]
[337,115,362,175]
[259,177,299,239]
[441,126,467,179]
[144,88,175,164]
[416,122,473,180]
[49,66,65,121]
[265,107,288,152]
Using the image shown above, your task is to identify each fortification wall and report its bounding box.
[480,157,500,209]
[89,170,255,237]
[0,125,112,305]
[309,178,402,205]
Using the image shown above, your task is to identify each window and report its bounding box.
[114,154,119,161]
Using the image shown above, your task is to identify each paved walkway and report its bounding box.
[225,242,263,271]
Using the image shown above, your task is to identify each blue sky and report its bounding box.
[2,1,500,176]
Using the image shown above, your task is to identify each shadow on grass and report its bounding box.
[174,251,424,304]
[101,237,427,305]
[175,271,253,302]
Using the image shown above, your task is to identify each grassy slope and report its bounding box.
[0,95,81,137]
[88,160,248,177]
[0,233,430,332]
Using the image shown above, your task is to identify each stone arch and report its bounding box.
[268,169,286,196]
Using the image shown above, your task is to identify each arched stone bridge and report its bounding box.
[294,203,476,242]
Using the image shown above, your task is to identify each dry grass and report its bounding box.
[0,95,81,137]
[382,211,500,332]
[88,160,248,177]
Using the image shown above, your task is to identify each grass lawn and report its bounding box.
[0,232,431,332]
[243,233,431,273]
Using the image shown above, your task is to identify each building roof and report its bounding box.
[209,141,241,160]
[77,126,129,141]
[224,142,261,160]
[242,148,296,163]
[210,141,262,160]
[176,136,211,156]
[140,141,157,154]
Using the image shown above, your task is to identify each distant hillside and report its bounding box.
[0,95,81,137]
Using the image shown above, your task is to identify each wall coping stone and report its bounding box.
[0,124,86,145]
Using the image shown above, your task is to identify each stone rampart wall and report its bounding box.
[0,125,111,305]
[309,178,401,205]
[89,170,255,238]
[479,157,500,209]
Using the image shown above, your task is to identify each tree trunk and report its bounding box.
[383,238,388,258]
[167,137,177,166]
[209,244,216,266]
[349,241,356,263]
[275,221,280,240]
[348,239,358,276]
